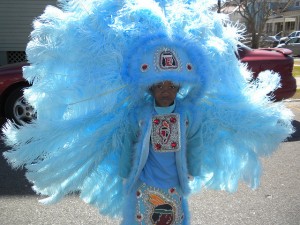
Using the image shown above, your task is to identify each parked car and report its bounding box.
[0,62,35,125]
[279,30,300,44]
[260,32,282,47]
[237,44,296,100]
[0,47,296,124]
[277,37,300,56]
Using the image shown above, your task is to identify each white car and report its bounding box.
[279,31,300,44]
[277,37,300,56]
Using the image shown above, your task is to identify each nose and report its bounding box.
[160,88,173,96]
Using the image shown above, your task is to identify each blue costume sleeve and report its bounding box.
[191,99,293,192]
[186,112,203,177]
[119,142,134,179]
[118,114,139,179]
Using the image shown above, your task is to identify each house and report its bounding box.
[0,0,56,66]
[221,0,300,37]
[266,0,300,36]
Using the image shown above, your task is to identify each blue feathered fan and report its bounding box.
[3,0,293,217]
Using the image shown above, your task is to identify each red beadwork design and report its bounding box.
[187,63,192,71]
[170,117,176,123]
[162,120,169,128]
[141,64,148,71]
[136,190,141,197]
[151,114,180,152]
[171,142,177,148]
[153,118,160,125]
[136,214,142,221]
[155,143,162,150]
[169,187,176,194]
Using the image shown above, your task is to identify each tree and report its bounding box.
[232,0,293,48]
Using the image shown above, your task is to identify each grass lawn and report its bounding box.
[293,65,300,77]
[291,63,300,99]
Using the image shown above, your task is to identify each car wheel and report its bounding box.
[4,87,36,125]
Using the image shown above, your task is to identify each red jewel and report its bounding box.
[155,143,162,150]
[170,117,176,123]
[141,64,148,71]
[136,214,142,220]
[169,187,176,193]
[171,142,177,148]
[153,118,160,124]
[136,190,141,197]
[187,63,192,71]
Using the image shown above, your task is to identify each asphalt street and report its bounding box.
[0,100,300,225]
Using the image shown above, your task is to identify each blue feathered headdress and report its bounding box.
[2,0,294,217]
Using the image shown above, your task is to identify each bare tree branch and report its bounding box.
[229,0,289,48]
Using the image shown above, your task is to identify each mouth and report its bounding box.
[159,97,172,103]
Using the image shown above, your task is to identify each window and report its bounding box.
[7,51,26,64]
[295,1,300,7]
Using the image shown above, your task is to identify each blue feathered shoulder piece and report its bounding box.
[3,0,294,217]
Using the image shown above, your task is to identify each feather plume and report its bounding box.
[3,0,293,218]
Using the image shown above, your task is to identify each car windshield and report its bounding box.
[288,32,296,37]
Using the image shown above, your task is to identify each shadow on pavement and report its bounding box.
[0,146,35,195]
[0,118,35,196]
[287,120,300,142]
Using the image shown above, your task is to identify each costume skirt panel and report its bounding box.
[121,181,189,225]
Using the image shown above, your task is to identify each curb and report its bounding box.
[284,99,300,102]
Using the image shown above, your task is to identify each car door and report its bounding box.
[285,38,299,55]
[294,38,300,55]
[290,38,300,55]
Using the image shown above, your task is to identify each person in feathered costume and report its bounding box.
[3,0,294,224]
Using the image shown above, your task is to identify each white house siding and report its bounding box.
[0,0,56,64]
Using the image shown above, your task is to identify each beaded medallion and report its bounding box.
[136,183,184,225]
[154,48,182,72]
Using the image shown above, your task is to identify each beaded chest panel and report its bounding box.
[151,113,181,152]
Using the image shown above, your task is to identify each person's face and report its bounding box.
[156,214,174,225]
[151,81,179,107]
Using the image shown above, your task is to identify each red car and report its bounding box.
[0,62,34,125]
[0,47,296,124]
[237,45,296,100]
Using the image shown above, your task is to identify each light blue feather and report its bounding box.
[3,0,294,218]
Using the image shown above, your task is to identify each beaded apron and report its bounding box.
[135,182,184,225]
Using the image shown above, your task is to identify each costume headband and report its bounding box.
[122,35,207,98]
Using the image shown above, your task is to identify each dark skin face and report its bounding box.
[151,81,179,107]
[157,214,174,225]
